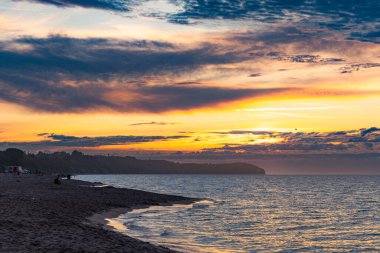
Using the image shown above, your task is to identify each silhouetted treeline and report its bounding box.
[0,148,265,174]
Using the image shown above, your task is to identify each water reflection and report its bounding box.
[78,175,380,252]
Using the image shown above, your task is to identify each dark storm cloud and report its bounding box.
[0,35,287,112]
[205,127,380,154]
[0,133,187,148]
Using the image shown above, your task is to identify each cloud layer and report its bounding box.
[267,52,344,64]
[340,63,380,74]
[206,127,380,154]
[0,133,187,148]
[24,0,133,11]
[0,36,287,113]
[3,128,380,153]
[20,0,380,43]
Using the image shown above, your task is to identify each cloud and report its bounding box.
[129,121,179,126]
[167,1,379,43]
[204,127,380,154]
[168,0,378,25]
[0,133,188,148]
[249,73,262,77]
[361,127,380,136]
[350,30,380,43]
[267,52,345,63]
[17,1,379,43]
[23,0,133,11]
[0,35,288,113]
[235,27,323,47]
[36,133,50,136]
[6,128,379,157]
[230,26,377,63]
[0,36,233,77]
[228,27,372,71]
[339,63,380,74]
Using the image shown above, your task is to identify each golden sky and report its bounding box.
[0,0,379,173]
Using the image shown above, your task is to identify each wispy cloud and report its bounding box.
[205,127,380,154]
[249,73,262,77]
[0,133,188,148]
[340,63,380,74]
[267,52,345,64]
[22,0,133,12]
[237,107,329,112]
[129,121,179,126]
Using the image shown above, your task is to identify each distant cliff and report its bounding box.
[0,148,265,174]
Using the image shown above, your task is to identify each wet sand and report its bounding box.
[0,174,197,252]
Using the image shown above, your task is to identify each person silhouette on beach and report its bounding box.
[54,176,61,185]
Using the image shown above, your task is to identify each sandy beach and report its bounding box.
[0,174,197,253]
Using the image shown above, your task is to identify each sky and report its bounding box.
[0,0,379,174]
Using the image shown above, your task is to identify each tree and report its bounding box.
[4,148,26,165]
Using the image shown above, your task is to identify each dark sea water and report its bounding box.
[77,175,380,253]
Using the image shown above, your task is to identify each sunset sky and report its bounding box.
[0,0,379,174]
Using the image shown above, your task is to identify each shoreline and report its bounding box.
[0,174,199,252]
[87,199,198,232]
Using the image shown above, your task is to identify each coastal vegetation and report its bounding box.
[0,148,265,174]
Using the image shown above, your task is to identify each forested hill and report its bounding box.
[0,148,265,174]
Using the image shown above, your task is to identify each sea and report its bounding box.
[76,175,380,253]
